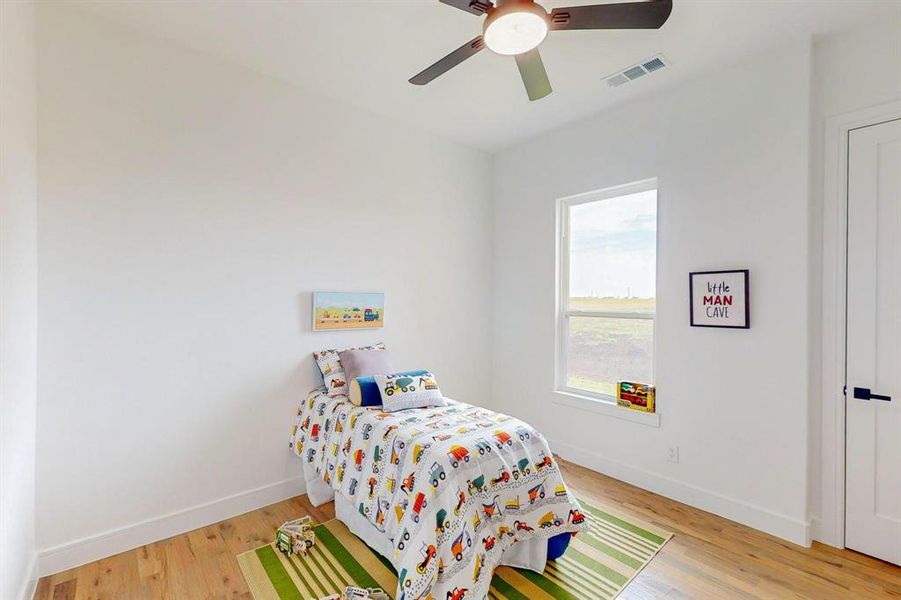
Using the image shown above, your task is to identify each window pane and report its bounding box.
[566,316,653,396]
[568,189,656,313]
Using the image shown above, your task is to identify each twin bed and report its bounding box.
[291,385,587,600]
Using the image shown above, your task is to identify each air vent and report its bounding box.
[603,54,670,88]
[642,57,666,72]
[622,66,647,80]
[606,73,629,88]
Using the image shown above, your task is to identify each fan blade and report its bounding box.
[439,0,493,16]
[550,0,672,31]
[515,49,552,101]
[409,37,486,85]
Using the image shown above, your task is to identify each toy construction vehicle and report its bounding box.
[275,516,315,557]
[319,586,389,600]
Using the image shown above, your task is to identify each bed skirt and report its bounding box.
[303,462,548,574]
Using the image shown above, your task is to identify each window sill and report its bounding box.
[552,390,660,427]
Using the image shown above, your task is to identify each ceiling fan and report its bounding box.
[409,0,673,101]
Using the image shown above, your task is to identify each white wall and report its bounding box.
[27,1,900,577]
[492,44,813,545]
[35,3,493,573]
[0,1,39,598]
[808,16,901,545]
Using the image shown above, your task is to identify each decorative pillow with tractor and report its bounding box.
[374,371,446,412]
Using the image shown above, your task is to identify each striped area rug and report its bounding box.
[238,498,672,599]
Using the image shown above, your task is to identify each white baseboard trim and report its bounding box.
[810,516,842,549]
[17,553,38,600]
[37,476,306,577]
[549,438,811,547]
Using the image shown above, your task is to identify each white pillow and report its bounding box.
[375,372,446,412]
[313,343,386,398]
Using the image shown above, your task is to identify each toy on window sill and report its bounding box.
[616,381,656,413]
[319,586,389,600]
[275,516,316,557]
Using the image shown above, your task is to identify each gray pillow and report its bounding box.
[338,348,394,383]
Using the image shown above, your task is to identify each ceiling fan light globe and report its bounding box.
[483,8,548,56]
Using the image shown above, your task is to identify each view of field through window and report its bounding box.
[565,188,656,396]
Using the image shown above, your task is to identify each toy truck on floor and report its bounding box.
[276,516,315,557]
[319,586,389,600]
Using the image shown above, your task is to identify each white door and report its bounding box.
[846,118,901,566]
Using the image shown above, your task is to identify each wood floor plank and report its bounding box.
[33,458,901,599]
[50,579,76,600]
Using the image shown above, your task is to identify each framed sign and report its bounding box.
[312,291,384,331]
[689,270,749,329]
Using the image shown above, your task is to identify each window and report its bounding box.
[557,179,657,402]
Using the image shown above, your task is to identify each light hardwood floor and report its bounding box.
[35,458,901,599]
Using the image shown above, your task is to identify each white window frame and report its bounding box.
[555,178,658,407]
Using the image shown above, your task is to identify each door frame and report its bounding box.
[819,100,901,548]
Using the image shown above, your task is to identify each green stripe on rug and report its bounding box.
[305,548,341,592]
[490,574,531,600]
[576,529,644,569]
[254,545,304,600]
[314,546,352,588]
[581,502,666,544]
[545,559,616,597]
[314,524,382,591]
[554,556,619,594]
[511,566,584,600]
[566,544,629,586]
[239,497,672,600]
[284,552,320,597]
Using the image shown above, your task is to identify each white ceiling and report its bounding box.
[73,0,899,152]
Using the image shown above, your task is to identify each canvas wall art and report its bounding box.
[313,291,384,331]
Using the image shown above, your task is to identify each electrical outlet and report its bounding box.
[667,446,680,464]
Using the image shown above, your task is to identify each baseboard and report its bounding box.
[810,516,842,549]
[37,476,305,577]
[549,438,811,547]
[17,553,38,600]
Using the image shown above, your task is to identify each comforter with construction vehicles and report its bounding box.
[290,387,589,600]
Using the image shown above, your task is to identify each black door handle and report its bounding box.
[853,387,892,402]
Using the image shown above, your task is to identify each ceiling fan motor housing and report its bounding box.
[483,0,550,55]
